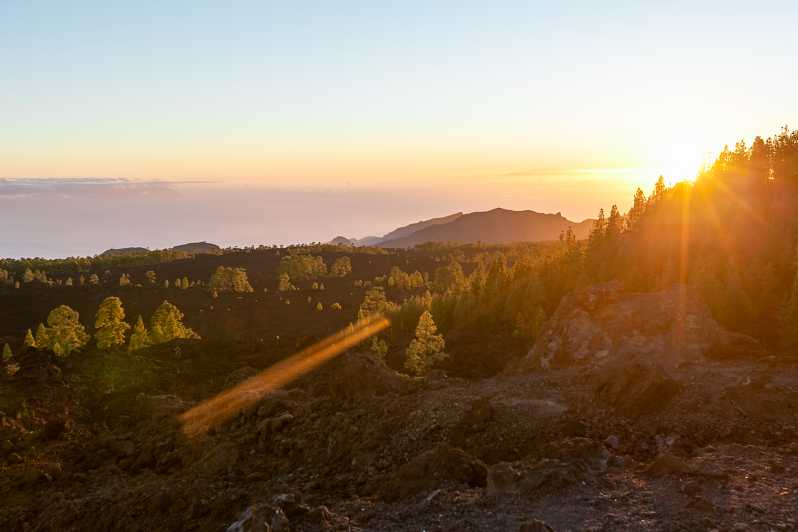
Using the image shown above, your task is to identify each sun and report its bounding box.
[642,136,715,184]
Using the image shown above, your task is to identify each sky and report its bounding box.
[1,1,796,257]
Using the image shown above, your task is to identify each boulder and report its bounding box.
[514,282,762,372]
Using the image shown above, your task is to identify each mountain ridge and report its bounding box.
[333,207,594,248]
[100,241,221,258]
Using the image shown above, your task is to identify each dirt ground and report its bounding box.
[2,341,797,531]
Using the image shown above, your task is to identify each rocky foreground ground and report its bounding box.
[2,284,798,531]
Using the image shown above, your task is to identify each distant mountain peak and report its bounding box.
[99,241,221,257]
[375,208,594,248]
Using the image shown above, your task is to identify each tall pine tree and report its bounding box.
[95,296,131,349]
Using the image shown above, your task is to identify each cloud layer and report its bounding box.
[0,178,637,258]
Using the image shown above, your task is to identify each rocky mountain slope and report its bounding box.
[2,282,797,531]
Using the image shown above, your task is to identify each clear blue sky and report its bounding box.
[1,2,797,257]
[2,1,795,186]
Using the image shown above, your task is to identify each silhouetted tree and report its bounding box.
[650,175,666,204]
[627,188,647,230]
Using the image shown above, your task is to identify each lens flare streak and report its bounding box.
[179,315,390,437]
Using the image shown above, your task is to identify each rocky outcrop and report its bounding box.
[515,282,763,372]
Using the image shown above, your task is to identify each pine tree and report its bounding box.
[149,300,199,344]
[586,208,607,274]
[44,305,90,356]
[432,259,466,293]
[128,315,151,352]
[358,287,398,320]
[24,329,36,348]
[94,296,131,349]
[650,175,666,204]
[119,273,131,287]
[627,188,647,230]
[404,310,447,375]
[2,343,12,361]
[35,323,49,348]
[587,208,607,252]
[209,266,253,293]
[181,276,189,289]
[370,336,388,359]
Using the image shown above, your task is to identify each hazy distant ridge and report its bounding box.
[334,208,593,248]
[100,241,221,257]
